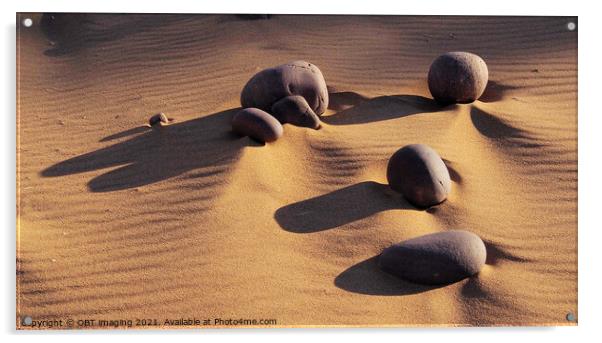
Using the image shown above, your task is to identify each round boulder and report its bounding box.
[427,52,489,104]
[379,230,487,285]
[241,61,329,115]
[231,108,283,143]
[386,144,451,208]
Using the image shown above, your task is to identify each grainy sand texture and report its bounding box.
[16,14,577,328]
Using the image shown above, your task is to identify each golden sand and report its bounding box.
[17,14,577,327]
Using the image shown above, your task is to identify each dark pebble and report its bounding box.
[149,113,169,126]
[231,108,283,143]
[379,230,487,285]
[271,95,321,129]
[240,61,329,115]
[428,52,489,104]
[387,144,451,208]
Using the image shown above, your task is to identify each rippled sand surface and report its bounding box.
[17,14,577,327]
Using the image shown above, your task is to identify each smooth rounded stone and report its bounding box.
[231,108,283,143]
[427,52,489,104]
[386,144,451,208]
[149,112,169,126]
[241,61,329,115]
[271,95,321,129]
[379,230,487,285]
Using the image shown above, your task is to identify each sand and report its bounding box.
[16,14,577,327]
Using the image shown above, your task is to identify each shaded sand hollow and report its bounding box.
[16,14,577,327]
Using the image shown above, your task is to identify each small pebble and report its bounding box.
[241,60,329,116]
[231,108,283,143]
[379,230,487,285]
[428,52,489,104]
[149,113,169,126]
[386,144,451,208]
[271,95,321,129]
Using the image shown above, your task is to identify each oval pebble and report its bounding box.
[241,61,329,115]
[231,108,283,143]
[379,230,487,285]
[427,52,489,104]
[271,95,321,129]
[387,144,451,208]
[149,112,169,126]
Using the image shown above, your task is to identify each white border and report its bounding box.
[2,1,599,342]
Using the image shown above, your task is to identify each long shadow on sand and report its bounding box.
[323,92,450,126]
[274,181,417,233]
[326,90,371,111]
[441,158,463,185]
[335,256,443,296]
[478,80,522,103]
[484,241,534,265]
[42,108,251,192]
[470,106,542,146]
